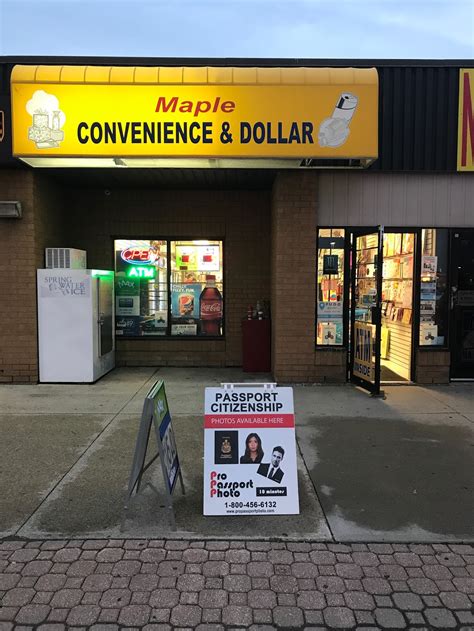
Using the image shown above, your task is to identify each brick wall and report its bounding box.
[314,348,348,382]
[271,172,320,382]
[0,170,36,382]
[0,170,65,382]
[33,175,67,270]
[0,167,457,384]
[64,187,271,367]
[416,349,450,384]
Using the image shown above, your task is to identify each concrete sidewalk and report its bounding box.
[0,367,473,542]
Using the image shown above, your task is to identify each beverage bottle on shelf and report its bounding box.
[199,275,223,335]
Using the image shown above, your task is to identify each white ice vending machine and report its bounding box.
[37,269,115,382]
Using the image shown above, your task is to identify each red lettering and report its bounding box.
[179,101,193,113]
[222,101,236,113]
[155,96,178,113]
[155,96,237,117]
[195,100,211,116]
[461,72,474,167]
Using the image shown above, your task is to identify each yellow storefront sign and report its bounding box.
[353,321,374,383]
[458,68,474,171]
[11,65,378,161]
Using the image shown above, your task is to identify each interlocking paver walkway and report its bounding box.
[0,539,473,629]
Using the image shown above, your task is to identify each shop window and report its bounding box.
[316,228,345,345]
[170,240,224,336]
[114,239,224,337]
[419,229,448,346]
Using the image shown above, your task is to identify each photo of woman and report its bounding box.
[239,433,264,464]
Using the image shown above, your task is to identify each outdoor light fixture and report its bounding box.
[0,201,22,218]
[18,156,375,169]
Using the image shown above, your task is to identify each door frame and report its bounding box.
[449,228,474,379]
[349,226,384,395]
[380,227,420,383]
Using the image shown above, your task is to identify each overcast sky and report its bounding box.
[0,0,472,59]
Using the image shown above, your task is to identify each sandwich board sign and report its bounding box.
[127,380,185,527]
[203,383,300,516]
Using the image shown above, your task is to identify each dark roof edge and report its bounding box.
[1,56,473,68]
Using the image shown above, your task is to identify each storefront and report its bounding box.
[0,58,472,387]
[317,226,450,393]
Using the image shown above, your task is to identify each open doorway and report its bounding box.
[380,231,415,382]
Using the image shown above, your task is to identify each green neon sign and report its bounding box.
[92,269,114,278]
[126,266,155,279]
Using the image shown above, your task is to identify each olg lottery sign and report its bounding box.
[203,386,300,516]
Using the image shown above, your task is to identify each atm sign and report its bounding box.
[121,248,155,265]
[353,321,373,382]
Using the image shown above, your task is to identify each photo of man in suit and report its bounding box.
[257,446,285,484]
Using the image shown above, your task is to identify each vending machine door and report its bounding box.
[37,268,93,382]
[96,272,114,356]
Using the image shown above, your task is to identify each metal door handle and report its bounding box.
[450,287,457,310]
[371,306,381,326]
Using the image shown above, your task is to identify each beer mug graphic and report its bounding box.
[179,293,194,316]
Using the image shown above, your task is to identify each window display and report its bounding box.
[316,228,345,345]
[354,232,379,321]
[381,233,414,324]
[115,240,168,337]
[114,239,223,337]
[419,229,448,346]
[171,241,223,337]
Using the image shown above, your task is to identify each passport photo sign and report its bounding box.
[203,386,300,516]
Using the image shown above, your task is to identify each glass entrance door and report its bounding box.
[350,228,383,394]
[451,229,474,378]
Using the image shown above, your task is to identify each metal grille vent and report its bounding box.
[45,248,86,269]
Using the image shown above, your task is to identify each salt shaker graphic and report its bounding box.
[318,93,359,148]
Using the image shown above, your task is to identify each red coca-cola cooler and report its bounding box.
[242,319,271,372]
